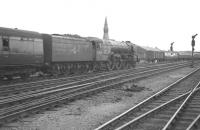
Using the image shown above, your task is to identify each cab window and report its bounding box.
[92,41,100,49]
[96,43,100,49]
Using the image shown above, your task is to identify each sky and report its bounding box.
[0,0,200,51]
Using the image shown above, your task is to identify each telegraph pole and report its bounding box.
[191,34,198,67]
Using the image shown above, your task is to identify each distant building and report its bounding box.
[103,17,109,40]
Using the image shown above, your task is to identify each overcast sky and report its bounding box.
[1,0,200,51]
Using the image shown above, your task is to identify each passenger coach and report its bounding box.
[0,27,43,79]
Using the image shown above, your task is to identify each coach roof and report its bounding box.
[0,27,42,38]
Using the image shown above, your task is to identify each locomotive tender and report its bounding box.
[0,27,136,79]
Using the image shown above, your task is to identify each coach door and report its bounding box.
[0,36,10,65]
[1,37,10,55]
[2,37,10,51]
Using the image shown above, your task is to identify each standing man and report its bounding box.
[191,34,198,67]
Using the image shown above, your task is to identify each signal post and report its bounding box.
[191,34,198,68]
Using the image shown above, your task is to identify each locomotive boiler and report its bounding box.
[102,40,136,70]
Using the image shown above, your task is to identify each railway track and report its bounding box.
[0,61,172,85]
[0,62,191,106]
[0,61,196,126]
[187,114,200,130]
[95,66,200,130]
[113,82,200,130]
[162,82,200,130]
[0,61,188,97]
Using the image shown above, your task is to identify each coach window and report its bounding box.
[2,38,10,51]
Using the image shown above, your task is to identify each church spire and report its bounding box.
[103,17,109,40]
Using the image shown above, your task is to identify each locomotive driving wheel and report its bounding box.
[88,62,98,72]
[115,58,122,70]
[106,60,115,71]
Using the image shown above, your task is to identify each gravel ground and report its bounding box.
[1,66,198,130]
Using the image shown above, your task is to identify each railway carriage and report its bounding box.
[177,51,200,61]
[141,46,165,62]
[0,27,44,79]
[154,51,165,62]
[164,51,179,61]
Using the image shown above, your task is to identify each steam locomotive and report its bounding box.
[0,27,136,79]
